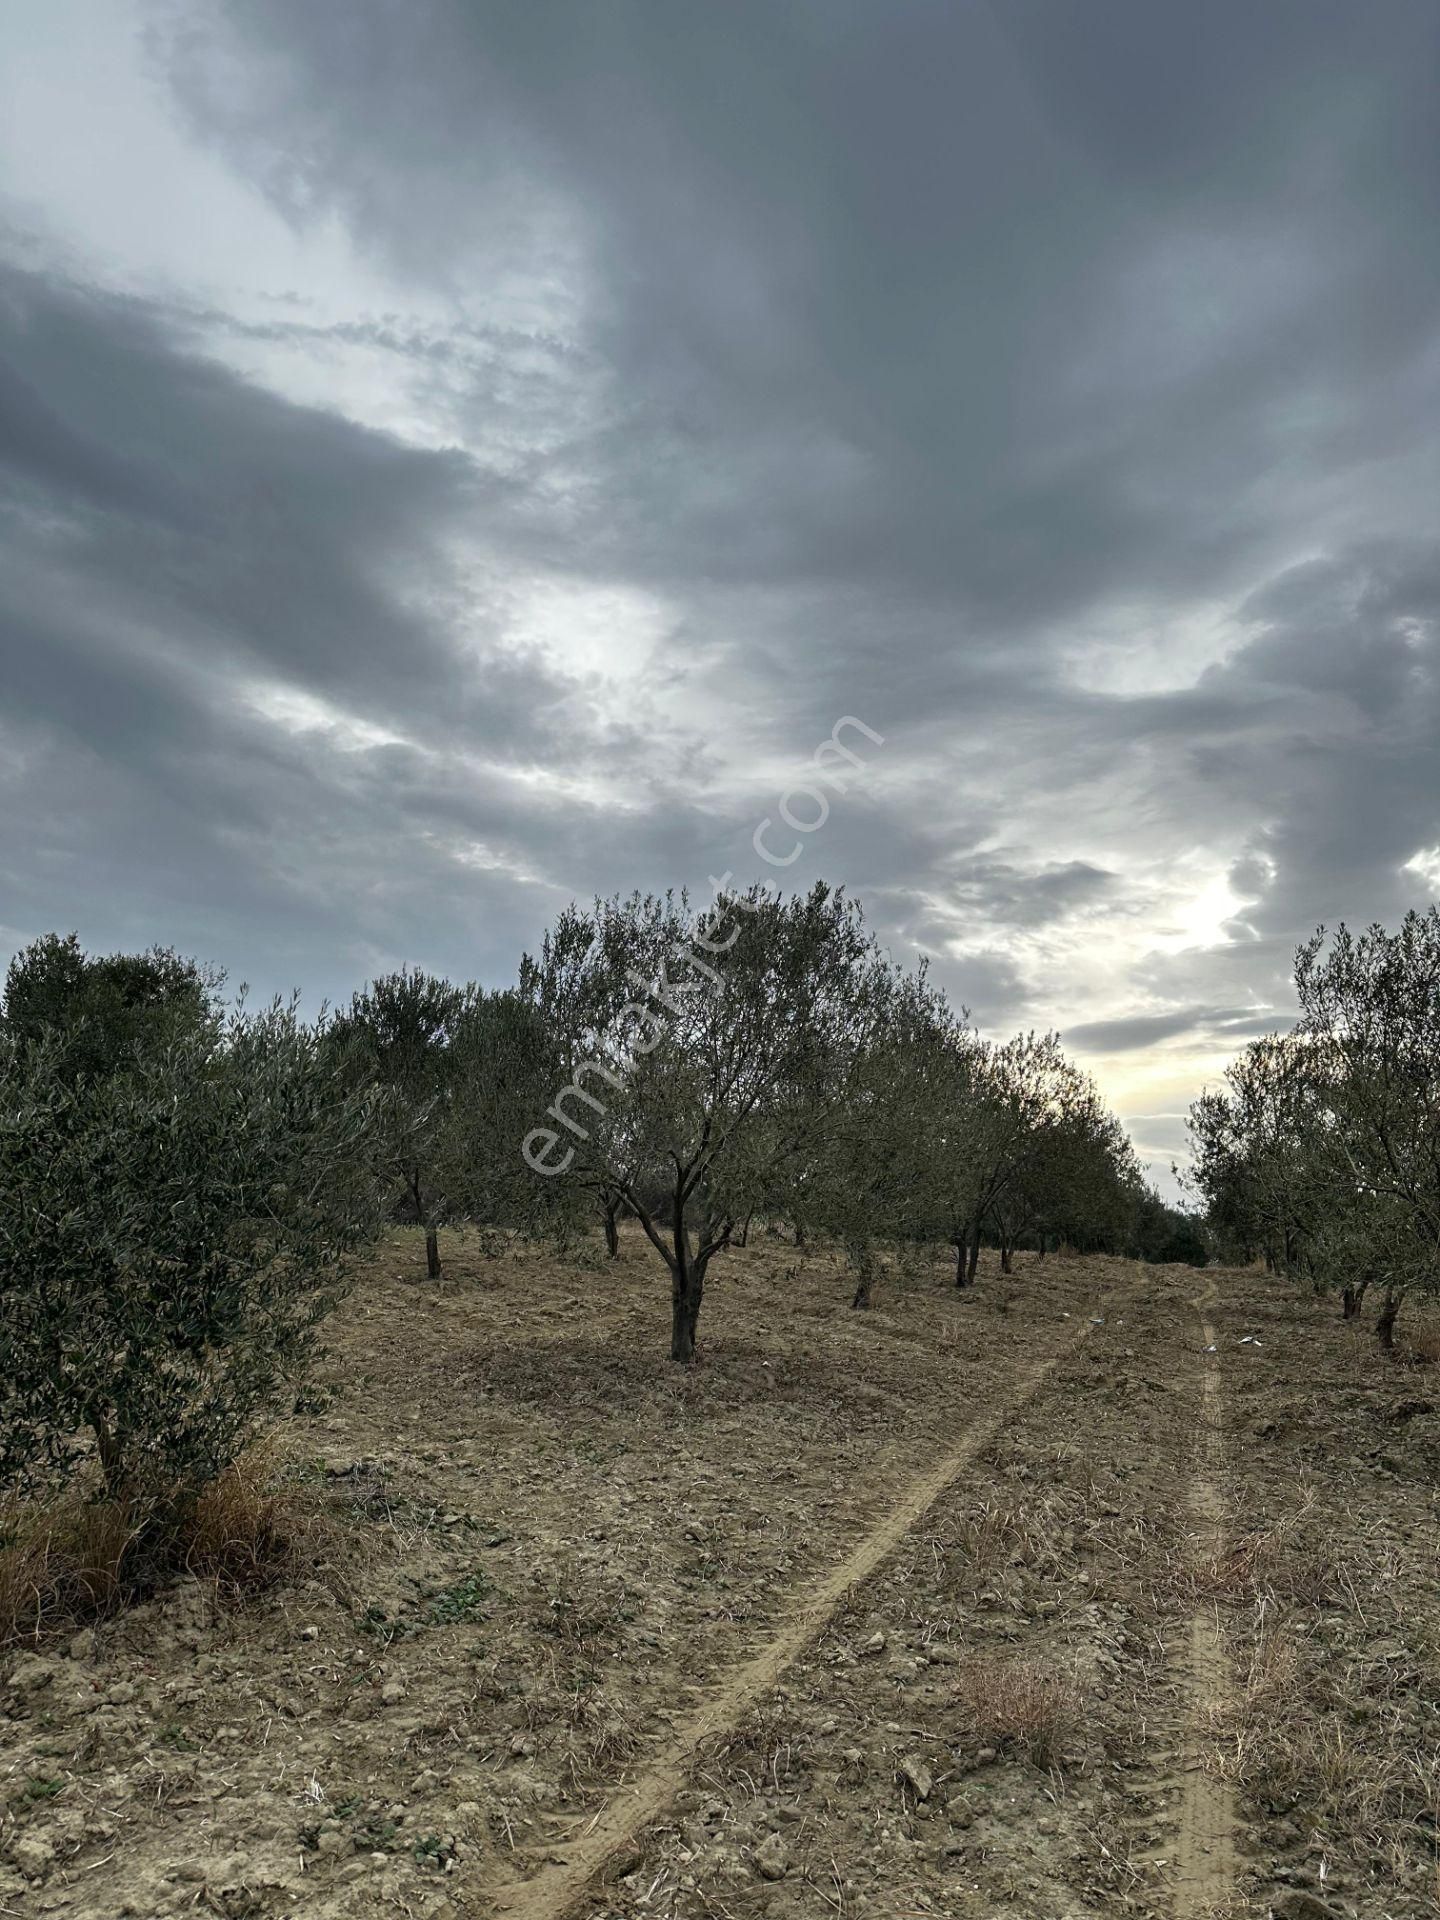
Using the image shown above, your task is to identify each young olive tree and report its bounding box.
[0,1001,381,1506]
[446,987,574,1241]
[327,969,475,1278]
[520,883,895,1360]
[942,1032,1090,1283]
[1201,1033,1322,1276]
[805,969,956,1309]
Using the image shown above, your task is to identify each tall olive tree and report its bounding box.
[520,883,896,1360]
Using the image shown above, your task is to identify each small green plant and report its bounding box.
[23,1776,64,1802]
[356,1602,418,1646]
[355,1569,493,1643]
[423,1570,491,1625]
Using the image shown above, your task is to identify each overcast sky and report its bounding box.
[1,0,1437,1193]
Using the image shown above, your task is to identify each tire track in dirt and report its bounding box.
[1170,1280,1239,1918]
[482,1304,1109,1920]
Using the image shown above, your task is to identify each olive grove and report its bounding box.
[0,892,1174,1522]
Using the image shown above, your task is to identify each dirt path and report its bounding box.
[484,1307,1105,1920]
[1171,1281,1238,1918]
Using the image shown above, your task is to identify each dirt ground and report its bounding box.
[3,1229,1439,1920]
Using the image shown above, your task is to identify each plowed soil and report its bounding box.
[4,1232,1439,1920]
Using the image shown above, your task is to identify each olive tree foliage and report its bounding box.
[2,932,220,1079]
[1294,911,1440,1345]
[519,883,898,1360]
[803,970,959,1310]
[0,1000,382,1503]
[1188,910,1440,1345]
[1186,1082,1262,1266]
[327,971,566,1274]
[1013,1091,1142,1261]
[1186,1033,1321,1274]
[446,987,572,1241]
[1186,1032,1385,1309]
[901,1021,987,1283]
[1127,1185,1210,1268]
[326,969,474,1277]
[943,1032,1106,1283]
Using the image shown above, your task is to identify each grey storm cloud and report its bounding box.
[1,0,1438,1189]
[1065,1006,1286,1056]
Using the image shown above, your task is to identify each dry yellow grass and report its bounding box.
[1188,1495,1338,1609]
[1,1448,312,1646]
[0,1491,139,1645]
[955,1654,1080,1768]
[1403,1322,1440,1366]
[181,1449,293,1589]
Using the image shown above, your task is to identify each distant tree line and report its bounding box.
[1,893,1200,1524]
[1188,907,1440,1347]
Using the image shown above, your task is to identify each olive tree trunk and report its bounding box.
[670,1262,706,1362]
[850,1244,875,1311]
[1341,1281,1368,1320]
[1375,1289,1402,1350]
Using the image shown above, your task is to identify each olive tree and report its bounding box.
[1009,1087,1140,1261]
[901,1021,988,1285]
[1128,1185,1210,1267]
[1188,1033,1322,1277]
[520,883,895,1360]
[446,987,573,1241]
[939,1032,1091,1284]
[2,932,220,1081]
[328,969,475,1277]
[804,968,956,1310]
[1188,912,1440,1344]
[1295,911,1440,1346]
[0,1001,380,1505]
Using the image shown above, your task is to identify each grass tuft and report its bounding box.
[955,1655,1079,1769]
[0,1448,311,1646]
[0,1494,139,1645]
